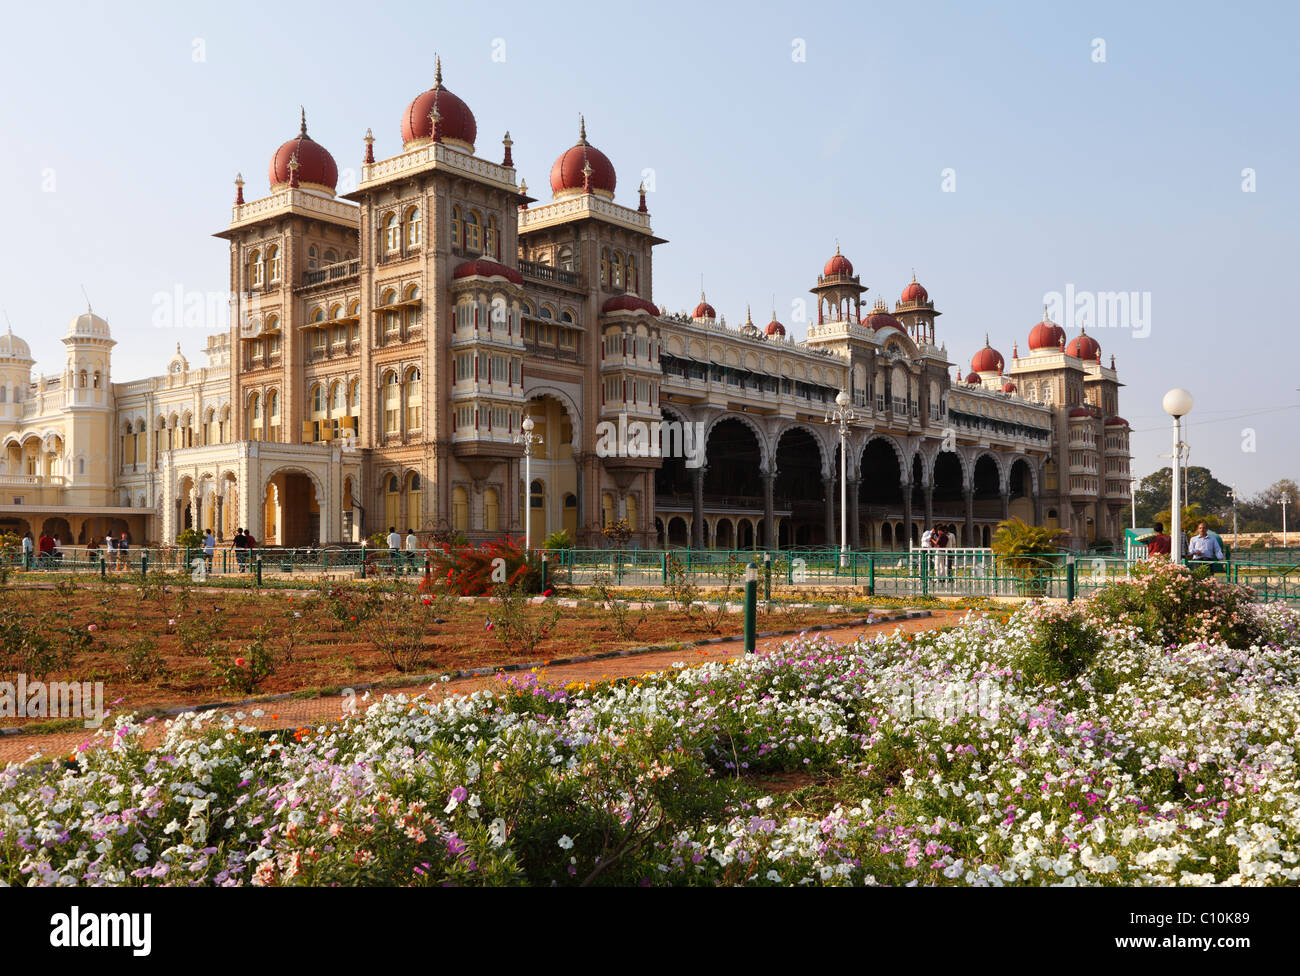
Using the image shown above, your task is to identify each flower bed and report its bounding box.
[4,595,1300,886]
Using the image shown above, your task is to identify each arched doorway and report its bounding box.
[860,439,903,549]
[265,470,321,547]
[774,426,825,547]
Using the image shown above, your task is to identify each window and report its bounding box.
[247,393,262,441]
[406,207,421,247]
[311,384,325,415]
[406,285,422,328]
[381,290,399,337]
[268,391,280,441]
[452,486,468,531]
[406,368,421,430]
[465,211,481,252]
[248,249,262,288]
[600,247,610,285]
[324,249,336,264]
[268,245,281,282]
[485,215,498,258]
[451,206,462,249]
[612,251,624,288]
[384,213,400,252]
[456,353,474,381]
[490,355,507,384]
[626,256,637,292]
[331,381,343,413]
[383,372,400,434]
[407,473,422,529]
[558,246,573,272]
[349,379,360,413]
[484,487,499,532]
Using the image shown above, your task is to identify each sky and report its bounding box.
[0,0,1296,495]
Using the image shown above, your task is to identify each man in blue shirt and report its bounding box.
[1188,521,1224,564]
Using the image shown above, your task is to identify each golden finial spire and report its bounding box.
[435,55,443,87]
[579,114,587,144]
[299,106,307,137]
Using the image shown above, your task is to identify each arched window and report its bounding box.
[268,390,281,441]
[612,251,624,289]
[381,289,399,337]
[626,256,637,293]
[248,249,262,288]
[382,372,401,434]
[385,474,400,530]
[268,245,281,282]
[406,472,422,529]
[384,213,400,252]
[405,284,422,328]
[600,247,610,285]
[247,393,262,441]
[601,492,615,528]
[307,245,318,271]
[452,485,468,532]
[465,210,481,252]
[349,379,360,412]
[311,383,325,415]
[323,249,337,264]
[485,215,498,258]
[484,487,499,532]
[451,206,462,249]
[405,368,422,430]
[626,493,638,534]
[558,246,573,272]
[406,206,421,247]
[330,381,343,414]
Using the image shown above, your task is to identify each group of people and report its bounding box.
[230,527,258,572]
[21,531,64,567]
[386,526,420,571]
[1145,520,1225,564]
[919,524,955,576]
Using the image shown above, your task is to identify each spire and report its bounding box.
[364,128,375,164]
[578,114,588,145]
[581,159,593,194]
[429,90,442,143]
[299,106,308,137]
[434,54,443,88]
[745,304,753,326]
[637,181,648,213]
[288,152,300,188]
[502,131,514,168]
[234,172,245,205]
[1042,302,1051,323]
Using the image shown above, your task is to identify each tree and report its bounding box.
[1134,465,1233,526]
[1153,504,1222,533]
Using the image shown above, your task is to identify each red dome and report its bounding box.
[550,118,616,198]
[863,311,903,332]
[900,275,928,304]
[823,246,853,277]
[269,112,338,193]
[765,318,785,337]
[602,294,658,316]
[1068,406,1094,419]
[401,61,477,149]
[1027,317,1067,351]
[964,372,982,384]
[693,296,716,320]
[1001,381,1017,393]
[1105,416,1129,427]
[1065,331,1101,360]
[971,341,1004,374]
[452,258,523,285]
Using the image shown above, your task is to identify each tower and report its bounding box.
[61,309,116,501]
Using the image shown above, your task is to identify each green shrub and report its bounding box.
[1088,559,1262,648]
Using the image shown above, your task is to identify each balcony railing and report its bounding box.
[518,260,580,287]
[300,260,361,288]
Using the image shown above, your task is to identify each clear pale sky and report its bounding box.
[1,0,1295,494]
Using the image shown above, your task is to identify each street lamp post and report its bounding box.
[1284,496,1290,547]
[1162,388,1194,563]
[825,390,856,570]
[516,416,543,551]
[1130,473,1137,531]
[1230,484,1238,548]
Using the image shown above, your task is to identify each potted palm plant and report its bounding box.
[991,517,1066,596]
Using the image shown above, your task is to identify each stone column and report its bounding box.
[964,488,975,545]
[823,473,836,546]
[848,477,860,549]
[924,484,934,530]
[216,495,224,541]
[1033,494,1044,526]
[902,483,913,549]
[761,470,775,551]
[691,466,705,549]
[1000,491,1011,520]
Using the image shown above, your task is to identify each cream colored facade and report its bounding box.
[0,72,1129,552]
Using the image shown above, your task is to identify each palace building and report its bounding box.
[0,65,1131,552]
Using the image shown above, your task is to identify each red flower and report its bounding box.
[235,657,246,667]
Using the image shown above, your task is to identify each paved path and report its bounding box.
[0,610,966,765]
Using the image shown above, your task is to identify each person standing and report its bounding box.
[233,527,248,573]
[1146,521,1171,558]
[37,530,53,568]
[404,527,418,571]
[202,528,216,573]
[386,526,401,573]
[1188,521,1224,568]
[52,534,63,564]
[117,531,130,572]
[20,531,33,568]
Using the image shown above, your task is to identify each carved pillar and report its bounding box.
[691,466,705,549]
[964,488,975,545]
[762,470,775,551]
[823,473,836,546]
[1033,494,1044,526]
[216,495,224,541]
[902,482,913,550]
[1001,491,1011,520]
[924,484,934,530]
[848,478,860,549]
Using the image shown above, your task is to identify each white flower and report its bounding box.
[558,835,574,850]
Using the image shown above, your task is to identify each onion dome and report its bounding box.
[601,292,659,316]
[269,109,338,195]
[823,243,853,277]
[66,309,112,341]
[1105,416,1130,427]
[1027,307,1067,351]
[692,292,716,322]
[0,323,33,362]
[970,336,1004,374]
[452,258,523,286]
[862,296,903,332]
[550,116,616,200]
[1001,381,1017,393]
[1065,326,1101,360]
[1068,406,1094,419]
[899,273,928,304]
[964,371,982,384]
[765,310,786,337]
[401,57,477,152]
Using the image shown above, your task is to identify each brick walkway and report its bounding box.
[0,610,965,765]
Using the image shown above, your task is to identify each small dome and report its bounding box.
[66,310,112,340]
[601,293,658,316]
[1066,330,1101,360]
[401,59,477,151]
[1001,381,1016,394]
[269,110,338,194]
[971,337,1004,374]
[862,297,903,332]
[692,294,716,321]
[550,117,616,200]
[823,244,853,277]
[0,325,32,362]
[899,274,928,304]
[1105,416,1130,427]
[765,317,786,337]
[1068,406,1094,419]
[452,258,523,285]
[1027,310,1067,351]
[964,371,982,384]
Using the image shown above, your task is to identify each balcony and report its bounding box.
[300,259,360,289]
[518,259,581,288]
